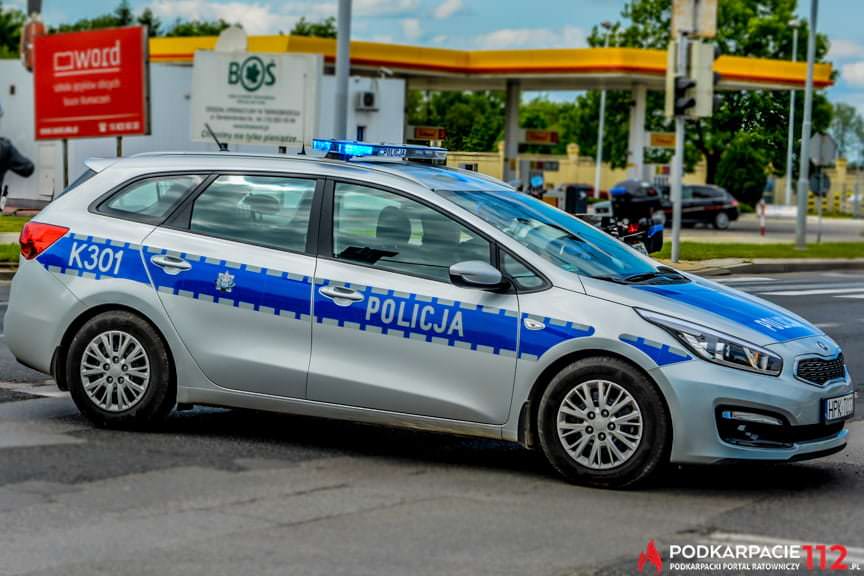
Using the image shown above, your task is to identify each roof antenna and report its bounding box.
[299,71,309,156]
[204,123,228,152]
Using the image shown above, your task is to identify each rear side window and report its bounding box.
[100,175,203,222]
[57,168,96,198]
[189,174,316,253]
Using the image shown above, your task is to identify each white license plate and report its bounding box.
[823,393,855,422]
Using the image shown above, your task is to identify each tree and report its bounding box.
[715,132,770,206]
[0,2,25,58]
[407,91,504,152]
[575,0,833,202]
[49,2,232,37]
[164,19,232,37]
[137,8,162,38]
[830,102,864,159]
[290,17,336,38]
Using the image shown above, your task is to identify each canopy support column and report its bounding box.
[503,79,521,183]
[627,84,647,180]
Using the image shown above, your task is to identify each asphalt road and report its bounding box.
[680,213,864,243]
[0,272,863,576]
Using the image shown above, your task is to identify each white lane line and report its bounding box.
[0,381,67,398]
[716,277,774,283]
[737,282,864,293]
[758,287,864,296]
[814,322,841,328]
[703,532,864,564]
[837,294,864,299]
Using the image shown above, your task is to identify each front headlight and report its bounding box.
[637,309,783,376]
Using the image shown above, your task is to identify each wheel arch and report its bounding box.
[52,304,176,393]
[517,349,674,454]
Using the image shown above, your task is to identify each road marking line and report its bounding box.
[814,322,841,328]
[837,294,864,299]
[758,287,864,296]
[716,277,774,283]
[0,381,67,398]
[737,282,864,292]
[704,532,864,564]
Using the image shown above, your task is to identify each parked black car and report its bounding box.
[658,184,740,229]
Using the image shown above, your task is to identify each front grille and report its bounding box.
[796,354,845,385]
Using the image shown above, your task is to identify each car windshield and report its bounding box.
[440,189,659,279]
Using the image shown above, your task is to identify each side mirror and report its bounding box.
[449,260,505,290]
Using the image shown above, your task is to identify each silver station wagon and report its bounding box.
[6,140,853,488]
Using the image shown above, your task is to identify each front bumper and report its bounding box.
[653,336,853,464]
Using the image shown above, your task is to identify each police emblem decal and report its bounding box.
[216,271,236,293]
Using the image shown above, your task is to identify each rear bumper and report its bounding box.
[5,259,82,374]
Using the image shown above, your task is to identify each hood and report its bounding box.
[580,275,822,346]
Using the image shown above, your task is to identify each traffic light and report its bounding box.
[674,76,697,116]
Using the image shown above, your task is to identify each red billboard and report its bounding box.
[33,27,148,140]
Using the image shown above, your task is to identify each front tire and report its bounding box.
[714,211,731,230]
[537,357,670,488]
[67,311,175,428]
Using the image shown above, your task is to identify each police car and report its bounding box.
[6,140,853,488]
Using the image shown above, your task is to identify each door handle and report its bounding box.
[150,254,192,275]
[319,285,364,307]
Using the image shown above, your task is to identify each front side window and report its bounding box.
[502,252,546,291]
[332,182,490,283]
[101,175,203,221]
[441,189,657,280]
[189,175,315,252]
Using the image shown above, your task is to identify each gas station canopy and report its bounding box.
[149,34,833,92]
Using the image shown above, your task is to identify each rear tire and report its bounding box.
[67,310,175,428]
[537,356,670,489]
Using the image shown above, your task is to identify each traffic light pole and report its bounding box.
[795,0,819,250]
[670,33,689,263]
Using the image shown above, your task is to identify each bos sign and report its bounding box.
[34,27,148,140]
[190,51,322,146]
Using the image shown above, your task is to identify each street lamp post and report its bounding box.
[593,21,613,198]
[784,20,800,206]
[795,0,818,249]
[335,0,352,140]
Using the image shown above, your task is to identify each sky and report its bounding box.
[8,0,864,111]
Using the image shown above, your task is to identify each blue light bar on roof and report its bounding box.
[312,139,447,162]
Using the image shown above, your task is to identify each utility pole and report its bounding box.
[784,20,800,206]
[670,34,689,263]
[795,0,818,250]
[593,21,613,198]
[334,0,352,140]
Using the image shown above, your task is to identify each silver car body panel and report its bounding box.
[5,152,853,463]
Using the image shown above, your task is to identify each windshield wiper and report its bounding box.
[590,274,628,284]
[623,266,687,283]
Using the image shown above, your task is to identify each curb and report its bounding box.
[0,265,17,281]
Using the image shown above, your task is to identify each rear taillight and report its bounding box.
[19,222,69,260]
[626,223,640,234]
